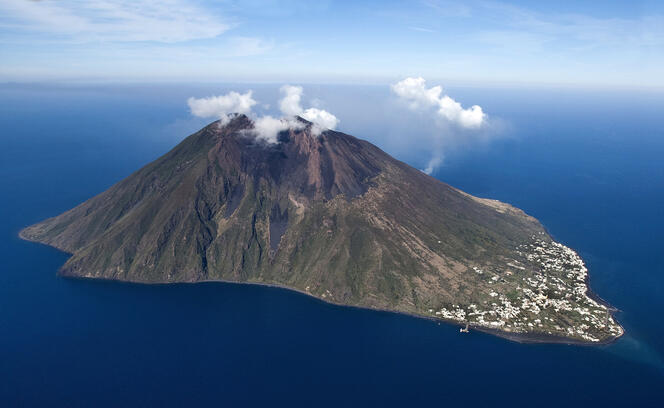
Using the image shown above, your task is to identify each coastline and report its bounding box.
[542,225,621,314]
[60,273,626,346]
[18,228,624,346]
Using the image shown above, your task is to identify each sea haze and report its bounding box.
[1,83,663,407]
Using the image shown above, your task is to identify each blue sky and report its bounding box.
[1,0,663,88]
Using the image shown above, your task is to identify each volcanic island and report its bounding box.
[20,115,624,344]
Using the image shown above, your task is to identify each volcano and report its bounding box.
[20,114,623,343]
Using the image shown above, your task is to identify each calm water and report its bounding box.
[1,83,663,407]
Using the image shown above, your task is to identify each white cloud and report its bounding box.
[301,108,340,133]
[0,0,229,43]
[391,77,492,175]
[187,91,256,123]
[252,115,288,144]
[391,77,486,128]
[252,116,305,144]
[187,85,341,144]
[422,155,443,176]
[278,85,339,132]
[279,85,304,116]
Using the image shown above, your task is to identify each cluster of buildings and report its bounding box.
[429,236,624,342]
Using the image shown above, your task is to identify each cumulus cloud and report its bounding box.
[187,91,256,123]
[391,77,491,174]
[301,108,340,131]
[187,85,340,144]
[251,116,305,144]
[391,77,486,129]
[279,85,304,116]
[278,85,339,133]
[252,115,288,144]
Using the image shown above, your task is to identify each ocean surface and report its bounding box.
[1,83,663,407]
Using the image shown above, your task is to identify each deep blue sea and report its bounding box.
[1,83,663,407]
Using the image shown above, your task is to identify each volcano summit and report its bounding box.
[20,115,623,344]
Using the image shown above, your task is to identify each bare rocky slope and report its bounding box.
[20,115,623,343]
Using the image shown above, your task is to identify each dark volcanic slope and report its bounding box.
[21,115,623,343]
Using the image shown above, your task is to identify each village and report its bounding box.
[429,235,624,342]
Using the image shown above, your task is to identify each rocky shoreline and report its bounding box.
[22,229,622,346]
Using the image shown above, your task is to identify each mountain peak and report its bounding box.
[196,115,385,200]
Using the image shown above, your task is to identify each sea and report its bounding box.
[1,82,663,407]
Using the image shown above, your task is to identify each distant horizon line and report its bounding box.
[1,77,663,93]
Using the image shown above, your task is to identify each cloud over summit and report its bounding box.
[252,116,298,144]
[187,85,340,143]
[279,85,305,116]
[300,108,339,132]
[278,85,339,133]
[187,91,256,123]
